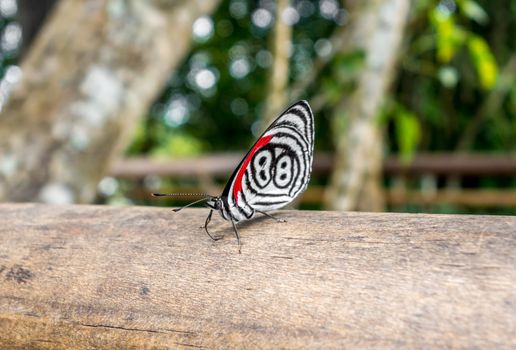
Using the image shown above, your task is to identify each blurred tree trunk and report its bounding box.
[263,0,292,127]
[324,0,410,211]
[17,0,57,57]
[0,0,220,203]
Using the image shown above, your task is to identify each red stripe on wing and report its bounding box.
[233,134,273,204]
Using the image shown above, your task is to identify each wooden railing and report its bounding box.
[109,153,516,208]
[1,203,514,348]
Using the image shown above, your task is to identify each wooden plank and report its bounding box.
[109,153,516,179]
[0,204,514,348]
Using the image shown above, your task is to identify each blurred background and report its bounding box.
[0,0,515,214]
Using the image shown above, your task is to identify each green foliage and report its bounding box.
[467,35,498,89]
[430,7,467,63]
[395,107,422,164]
[457,0,488,24]
[428,1,498,90]
[332,50,366,82]
[152,133,204,158]
[124,0,509,162]
[322,49,365,104]
[380,101,422,164]
[394,0,512,153]
[126,0,342,156]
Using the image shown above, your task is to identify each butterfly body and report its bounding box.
[154,100,314,252]
[208,100,313,224]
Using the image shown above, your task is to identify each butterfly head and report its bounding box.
[205,196,230,220]
[205,196,222,210]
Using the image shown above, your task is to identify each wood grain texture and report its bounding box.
[0,203,514,349]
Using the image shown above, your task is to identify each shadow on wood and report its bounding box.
[0,204,514,348]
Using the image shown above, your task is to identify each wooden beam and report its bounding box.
[109,153,516,179]
[0,204,514,348]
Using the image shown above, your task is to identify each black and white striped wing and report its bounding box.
[222,100,314,222]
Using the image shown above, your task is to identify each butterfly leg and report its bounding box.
[256,210,287,223]
[229,216,242,254]
[203,210,223,241]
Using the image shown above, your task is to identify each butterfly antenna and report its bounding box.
[151,192,214,212]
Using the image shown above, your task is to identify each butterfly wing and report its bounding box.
[221,100,314,222]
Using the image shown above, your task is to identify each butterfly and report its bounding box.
[153,100,314,253]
